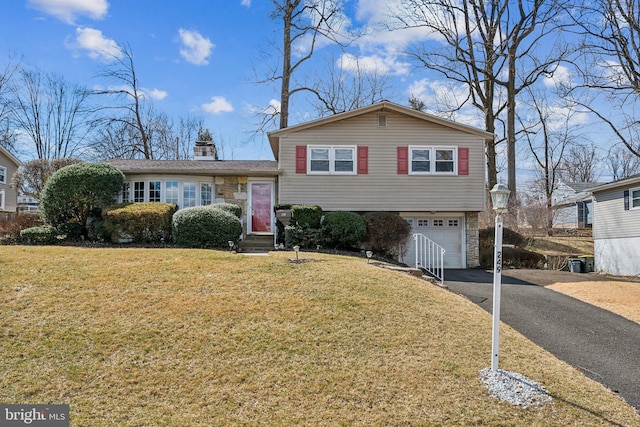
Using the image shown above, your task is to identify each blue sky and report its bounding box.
[0,0,627,185]
[2,0,435,161]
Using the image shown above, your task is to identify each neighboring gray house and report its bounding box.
[589,175,640,277]
[0,145,20,217]
[552,181,600,228]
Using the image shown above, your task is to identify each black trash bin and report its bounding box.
[568,258,584,273]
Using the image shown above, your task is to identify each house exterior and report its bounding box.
[268,101,492,268]
[552,181,600,229]
[106,154,280,236]
[0,145,20,217]
[589,174,640,277]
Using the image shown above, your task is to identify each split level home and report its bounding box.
[552,181,600,229]
[107,101,492,269]
[0,144,20,218]
[588,175,640,277]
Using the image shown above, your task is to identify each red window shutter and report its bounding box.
[357,146,368,174]
[458,147,469,175]
[295,145,307,174]
[397,146,408,174]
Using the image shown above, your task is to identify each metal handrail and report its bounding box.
[413,233,445,285]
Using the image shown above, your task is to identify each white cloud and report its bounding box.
[28,0,108,24]
[543,65,573,88]
[70,27,121,61]
[202,96,234,114]
[338,52,410,76]
[178,29,214,66]
[241,0,251,7]
[143,88,168,101]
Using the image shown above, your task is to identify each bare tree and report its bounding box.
[310,54,391,116]
[175,115,204,159]
[395,0,569,191]
[255,0,345,132]
[9,68,92,160]
[11,157,81,198]
[0,54,20,153]
[558,143,600,182]
[565,0,640,159]
[94,44,154,159]
[519,89,577,233]
[607,145,640,181]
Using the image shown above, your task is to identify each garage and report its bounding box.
[400,214,465,269]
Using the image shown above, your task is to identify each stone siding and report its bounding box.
[466,211,480,268]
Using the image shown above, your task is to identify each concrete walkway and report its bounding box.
[445,268,640,413]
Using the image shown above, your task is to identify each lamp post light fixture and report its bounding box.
[366,250,373,263]
[293,245,300,261]
[489,182,511,372]
[228,240,234,251]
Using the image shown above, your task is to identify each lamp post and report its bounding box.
[293,245,300,261]
[366,251,373,264]
[490,182,511,372]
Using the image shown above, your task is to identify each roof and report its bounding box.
[105,159,280,177]
[267,101,495,160]
[0,145,21,166]
[561,182,601,193]
[553,182,601,206]
[587,173,640,193]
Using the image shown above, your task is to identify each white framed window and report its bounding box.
[134,182,145,202]
[417,219,428,227]
[183,182,196,207]
[121,183,130,203]
[409,146,457,175]
[165,181,179,205]
[200,182,213,206]
[632,187,640,209]
[448,219,459,227]
[308,146,356,174]
[0,166,6,184]
[149,181,161,202]
[0,190,4,211]
[433,219,444,227]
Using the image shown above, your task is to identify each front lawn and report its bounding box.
[0,247,638,426]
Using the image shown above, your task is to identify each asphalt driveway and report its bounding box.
[445,268,640,413]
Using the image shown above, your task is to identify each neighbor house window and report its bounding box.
[165,181,179,205]
[200,183,213,205]
[308,146,356,174]
[149,181,161,202]
[409,146,457,175]
[0,190,4,210]
[0,166,6,184]
[121,183,130,203]
[632,187,640,209]
[183,182,196,207]
[134,182,145,202]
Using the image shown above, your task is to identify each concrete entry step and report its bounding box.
[237,234,274,253]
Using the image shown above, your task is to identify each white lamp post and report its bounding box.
[293,245,300,261]
[366,250,373,264]
[489,182,510,371]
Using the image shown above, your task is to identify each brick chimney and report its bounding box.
[194,140,217,160]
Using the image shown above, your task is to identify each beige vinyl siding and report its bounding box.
[0,152,19,213]
[277,111,486,211]
[592,186,640,240]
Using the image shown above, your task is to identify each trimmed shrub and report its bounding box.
[20,226,60,245]
[479,227,544,268]
[210,202,242,218]
[363,212,412,257]
[288,226,323,249]
[40,162,124,237]
[291,205,323,228]
[322,211,367,249]
[173,206,242,248]
[104,203,178,243]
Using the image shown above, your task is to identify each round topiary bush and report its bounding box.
[322,211,366,249]
[172,206,242,248]
[209,202,242,218]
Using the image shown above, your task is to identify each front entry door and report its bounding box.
[250,182,273,233]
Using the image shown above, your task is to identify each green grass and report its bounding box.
[1,246,638,426]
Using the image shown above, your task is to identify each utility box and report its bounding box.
[568,258,584,273]
[579,256,595,273]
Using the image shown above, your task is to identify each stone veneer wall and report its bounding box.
[465,211,480,268]
[214,176,248,234]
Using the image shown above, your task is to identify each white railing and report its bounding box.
[413,233,446,285]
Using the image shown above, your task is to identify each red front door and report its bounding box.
[251,183,272,233]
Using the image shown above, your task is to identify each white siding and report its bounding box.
[0,151,19,213]
[277,111,486,211]
[594,237,640,276]
[592,187,640,240]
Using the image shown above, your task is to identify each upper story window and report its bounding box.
[409,146,457,175]
[308,146,356,174]
[632,187,640,209]
[0,166,6,184]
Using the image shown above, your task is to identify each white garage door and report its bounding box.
[401,216,464,269]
